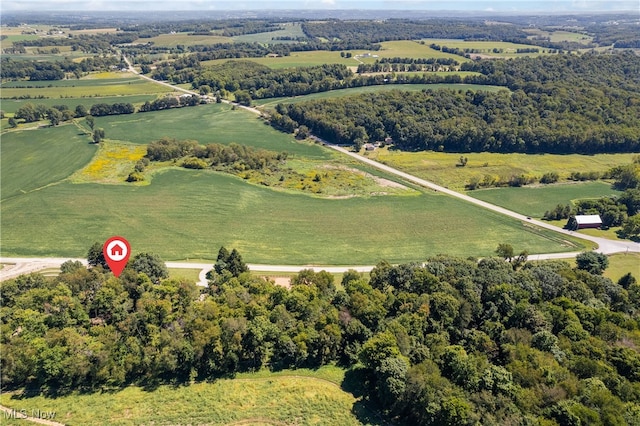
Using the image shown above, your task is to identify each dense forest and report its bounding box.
[1,248,639,425]
[275,52,640,154]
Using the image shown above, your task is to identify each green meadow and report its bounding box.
[468,182,622,218]
[0,367,369,426]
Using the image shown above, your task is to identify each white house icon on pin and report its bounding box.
[111,243,124,257]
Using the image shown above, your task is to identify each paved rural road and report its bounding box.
[327,144,640,256]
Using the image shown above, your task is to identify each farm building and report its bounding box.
[567,214,602,230]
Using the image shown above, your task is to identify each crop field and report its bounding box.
[1,123,97,200]
[0,75,173,98]
[95,103,332,159]
[0,367,370,426]
[467,182,621,218]
[0,165,588,263]
[0,95,158,114]
[254,83,508,109]
[366,148,638,191]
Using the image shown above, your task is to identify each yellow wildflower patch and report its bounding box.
[72,141,146,184]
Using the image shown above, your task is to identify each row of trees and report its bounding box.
[274,52,640,154]
[1,56,123,80]
[1,246,638,425]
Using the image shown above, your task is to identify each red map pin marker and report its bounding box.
[103,236,131,277]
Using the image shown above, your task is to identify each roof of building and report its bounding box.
[574,214,602,225]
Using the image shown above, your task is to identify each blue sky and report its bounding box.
[1,0,638,12]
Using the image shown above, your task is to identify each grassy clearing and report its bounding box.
[0,123,97,200]
[604,253,640,283]
[95,103,331,159]
[366,148,637,191]
[0,167,588,263]
[255,83,508,109]
[468,182,621,218]
[0,75,173,98]
[0,367,366,426]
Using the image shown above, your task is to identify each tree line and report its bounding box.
[1,56,122,80]
[273,52,640,154]
[1,247,639,425]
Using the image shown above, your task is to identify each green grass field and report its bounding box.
[0,123,97,200]
[367,148,637,191]
[0,367,370,426]
[254,83,508,109]
[467,182,622,218]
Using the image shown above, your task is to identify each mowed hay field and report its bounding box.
[366,148,638,191]
[469,182,622,218]
[0,368,367,426]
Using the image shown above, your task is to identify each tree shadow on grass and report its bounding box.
[342,366,389,426]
